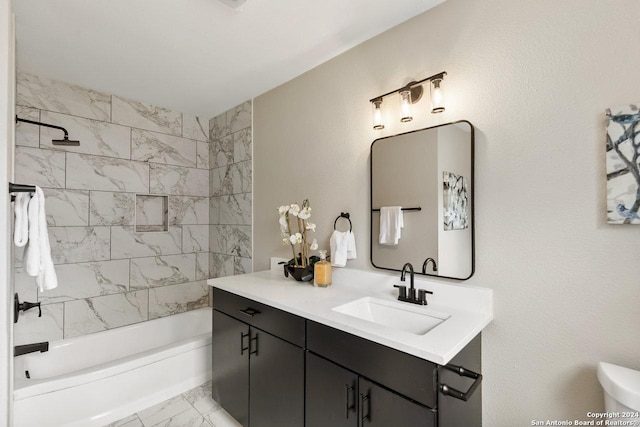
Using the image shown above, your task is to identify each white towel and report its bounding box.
[346,231,357,260]
[13,192,30,247]
[330,230,349,267]
[23,187,57,292]
[379,206,404,246]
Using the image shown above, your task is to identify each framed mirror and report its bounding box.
[370,121,474,280]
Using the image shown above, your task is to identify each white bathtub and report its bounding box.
[13,308,212,427]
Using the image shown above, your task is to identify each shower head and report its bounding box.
[15,116,81,147]
[52,137,80,146]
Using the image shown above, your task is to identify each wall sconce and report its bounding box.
[369,71,446,130]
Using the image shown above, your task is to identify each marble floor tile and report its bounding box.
[183,382,220,416]
[15,146,66,189]
[64,290,148,338]
[137,395,193,426]
[40,111,131,159]
[105,414,144,427]
[203,407,242,427]
[148,407,211,427]
[112,95,182,137]
[17,72,111,121]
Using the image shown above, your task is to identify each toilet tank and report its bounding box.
[597,362,640,422]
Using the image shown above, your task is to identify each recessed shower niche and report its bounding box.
[135,194,169,232]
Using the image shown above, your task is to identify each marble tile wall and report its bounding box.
[209,102,253,279]
[13,72,211,344]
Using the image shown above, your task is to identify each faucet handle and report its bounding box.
[417,289,433,305]
[393,284,407,299]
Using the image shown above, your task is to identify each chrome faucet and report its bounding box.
[422,257,438,274]
[394,262,433,305]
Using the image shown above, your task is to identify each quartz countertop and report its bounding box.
[207,264,493,365]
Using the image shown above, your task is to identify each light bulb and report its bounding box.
[372,99,384,130]
[399,89,412,122]
[431,78,445,113]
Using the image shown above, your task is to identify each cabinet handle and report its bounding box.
[439,363,483,402]
[360,391,370,424]
[344,384,355,418]
[240,331,250,355]
[239,307,260,317]
[249,332,258,356]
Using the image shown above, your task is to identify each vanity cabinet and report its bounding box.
[306,352,435,427]
[212,288,482,427]
[212,289,305,427]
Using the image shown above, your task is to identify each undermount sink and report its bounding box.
[332,297,450,335]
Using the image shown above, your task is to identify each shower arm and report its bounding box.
[15,116,70,139]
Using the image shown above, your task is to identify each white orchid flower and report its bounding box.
[282,237,291,245]
[289,233,303,245]
[289,204,300,217]
[310,238,318,251]
[298,207,311,220]
[305,222,316,232]
[278,205,289,216]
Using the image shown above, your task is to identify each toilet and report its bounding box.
[597,362,640,422]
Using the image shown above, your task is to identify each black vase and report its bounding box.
[283,264,314,282]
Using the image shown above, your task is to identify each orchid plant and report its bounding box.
[278,199,318,268]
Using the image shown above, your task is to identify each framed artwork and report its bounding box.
[443,171,468,230]
[606,104,640,224]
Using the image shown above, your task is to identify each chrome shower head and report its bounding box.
[52,137,80,146]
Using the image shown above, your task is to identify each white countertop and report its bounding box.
[207,264,493,365]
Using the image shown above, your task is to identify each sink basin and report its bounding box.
[332,297,449,335]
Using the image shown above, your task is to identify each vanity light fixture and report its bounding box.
[369,71,447,129]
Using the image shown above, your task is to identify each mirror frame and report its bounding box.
[369,120,475,280]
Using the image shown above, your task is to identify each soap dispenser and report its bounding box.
[314,250,332,287]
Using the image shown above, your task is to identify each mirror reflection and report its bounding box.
[370,121,474,280]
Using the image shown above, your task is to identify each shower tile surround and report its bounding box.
[13,72,252,345]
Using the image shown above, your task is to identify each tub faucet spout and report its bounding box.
[14,341,49,357]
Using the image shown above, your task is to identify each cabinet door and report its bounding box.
[306,353,358,427]
[359,378,435,427]
[212,310,249,426]
[249,329,304,427]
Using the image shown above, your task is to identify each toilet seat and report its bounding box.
[597,362,640,412]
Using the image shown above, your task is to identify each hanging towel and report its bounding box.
[330,230,349,267]
[23,187,57,292]
[13,192,30,247]
[379,206,404,246]
[346,231,357,260]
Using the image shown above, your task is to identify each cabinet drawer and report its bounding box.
[307,321,437,408]
[213,288,305,347]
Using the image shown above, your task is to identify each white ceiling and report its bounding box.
[13,0,444,118]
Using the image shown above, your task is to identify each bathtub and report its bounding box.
[13,307,212,427]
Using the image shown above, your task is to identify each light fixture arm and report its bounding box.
[368,71,446,103]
